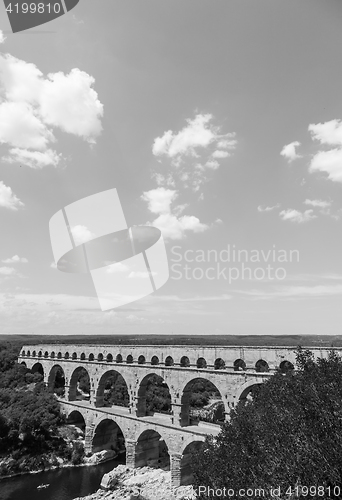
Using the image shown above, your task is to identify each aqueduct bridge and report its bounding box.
[18,344,335,487]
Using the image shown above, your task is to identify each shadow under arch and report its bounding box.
[31,362,44,377]
[136,373,172,417]
[92,418,126,457]
[95,369,129,408]
[180,440,204,485]
[48,364,65,396]
[69,366,91,402]
[66,410,86,434]
[135,429,170,469]
[234,380,265,407]
[180,377,224,427]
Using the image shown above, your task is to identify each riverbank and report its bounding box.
[73,465,197,500]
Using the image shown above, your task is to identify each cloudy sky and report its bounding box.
[0,0,342,335]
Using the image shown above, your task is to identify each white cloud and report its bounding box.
[3,148,61,169]
[280,141,302,162]
[309,119,342,145]
[50,262,57,269]
[239,284,342,299]
[141,187,177,214]
[0,266,17,276]
[304,199,331,208]
[205,159,220,170]
[0,31,6,44]
[0,181,24,210]
[309,148,342,183]
[2,255,28,264]
[106,262,129,274]
[279,209,317,223]
[211,150,230,159]
[70,225,95,245]
[0,53,103,167]
[258,204,280,212]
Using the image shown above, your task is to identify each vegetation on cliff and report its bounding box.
[191,348,342,499]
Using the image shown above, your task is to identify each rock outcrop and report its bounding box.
[73,465,196,500]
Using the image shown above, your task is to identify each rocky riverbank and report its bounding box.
[73,465,197,500]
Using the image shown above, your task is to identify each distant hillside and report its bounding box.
[1,333,342,347]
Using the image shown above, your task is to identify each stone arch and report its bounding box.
[180,356,190,367]
[97,353,104,362]
[92,418,126,456]
[80,353,86,360]
[31,362,44,376]
[44,351,49,358]
[95,370,129,408]
[20,361,27,367]
[21,350,26,356]
[69,366,91,402]
[116,354,123,363]
[27,350,31,357]
[165,356,174,366]
[48,364,65,396]
[126,355,133,364]
[214,358,225,370]
[151,355,159,365]
[65,352,70,359]
[89,353,94,361]
[180,440,204,485]
[138,355,146,364]
[107,353,113,362]
[72,352,77,360]
[136,373,172,417]
[38,350,42,358]
[51,351,55,359]
[255,359,269,372]
[32,350,36,357]
[196,357,207,369]
[135,429,170,469]
[279,360,294,372]
[234,380,264,406]
[66,410,86,434]
[180,377,224,427]
[234,359,246,371]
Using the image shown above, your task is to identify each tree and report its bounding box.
[191,348,342,500]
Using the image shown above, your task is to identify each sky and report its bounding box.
[1,0,342,335]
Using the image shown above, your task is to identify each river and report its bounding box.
[0,456,125,500]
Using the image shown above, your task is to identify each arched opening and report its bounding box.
[66,410,86,435]
[151,356,159,365]
[135,430,169,469]
[116,354,123,363]
[21,361,27,367]
[72,352,77,360]
[89,353,94,361]
[95,370,129,408]
[32,350,36,357]
[38,350,42,358]
[138,355,146,364]
[98,353,104,362]
[279,360,294,373]
[234,359,246,371]
[65,352,70,359]
[126,355,133,364]
[48,365,65,397]
[21,350,26,356]
[165,356,174,366]
[107,354,113,362]
[196,357,207,369]
[181,441,204,485]
[237,383,263,406]
[51,351,55,359]
[214,358,225,370]
[180,356,190,367]
[27,350,31,357]
[255,359,269,373]
[57,352,62,359]
[136,374,171,417]
[44,351,49,358]
[69,367,90,402]
[80,353,86,360]
[180,378,224,427]
[92,419,126,459]
[31,362,44,377]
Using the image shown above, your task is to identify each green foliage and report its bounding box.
[191,348,342,499]
[103,373,129,407]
